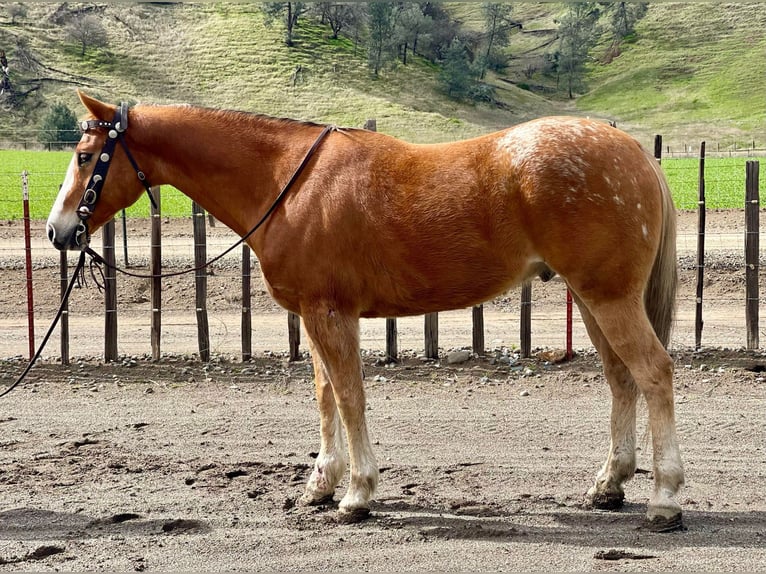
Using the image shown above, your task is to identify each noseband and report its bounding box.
[76,102,157,246]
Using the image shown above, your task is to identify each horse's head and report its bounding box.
[47,91,152,251]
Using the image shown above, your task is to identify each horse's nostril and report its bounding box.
[46,223,55,243]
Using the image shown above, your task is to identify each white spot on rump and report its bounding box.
[642,223,649,239]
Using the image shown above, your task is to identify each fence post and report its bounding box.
[472,304,484,355]
[520,281,532,358]
[103,218,118,361]
[386,318,398,362]
[424,312,438,359]
[566,289,573,360]
[59,252,69,365]
[192,202,210,362]
[695,142,706,350]
[121,208,129,267]
[288,312,301,361]
[21,171,34,360]
[242,244,252,362]
[654,134,663,163]
[150,187,162,361]
[745,161,760,350]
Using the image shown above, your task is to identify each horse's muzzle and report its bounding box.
[46,220,88,251]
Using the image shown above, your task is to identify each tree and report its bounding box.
[262,2,309,47]
[317,2,361,40]
[65,14,108,56]
[394,4,433,65]
[479,3,519,80]
[556,3,601,98]
[39,103,80,144]
[599,2,648,62]
[605,1,648,42]
[367,2,396,76]
[439,38,474,99]
[8,3,28,24]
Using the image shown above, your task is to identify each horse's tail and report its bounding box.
[644,150,678,348]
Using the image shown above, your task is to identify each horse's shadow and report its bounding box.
[362,497,766,550]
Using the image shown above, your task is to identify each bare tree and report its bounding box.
[316,2,362,40]
[262,2,309,47]
[65,14,109,56]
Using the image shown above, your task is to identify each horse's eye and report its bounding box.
[78,153,93,167]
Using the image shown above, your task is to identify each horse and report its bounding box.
[47,91,684,531]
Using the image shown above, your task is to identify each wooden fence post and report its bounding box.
[695,142,706,350]
[386,318,398,362]
[242,244,252,361]
[288,312,301,361]
[745,161,760,349]
[654,134,663,163]
[150,187,162,361]
[121,208,129,267]
[472,304,484,355]
[520,281,532,358]
[103,218,118,361]
[424,312,439,359]
[192,202,210,362]
[59,252,70,365]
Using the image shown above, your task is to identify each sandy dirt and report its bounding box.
[0,210,763,571]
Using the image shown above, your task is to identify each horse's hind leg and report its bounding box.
[301,308,378,519]
[585,296,684,531]
[299,336,348,506]
[574,296,638,511]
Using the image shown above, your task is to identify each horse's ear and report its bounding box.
[77,90,115,120]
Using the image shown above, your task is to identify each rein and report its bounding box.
[0,252,87,398]
[2,107,336,397]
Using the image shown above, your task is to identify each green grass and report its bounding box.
[2,150,762,220]
[0,150,190,220]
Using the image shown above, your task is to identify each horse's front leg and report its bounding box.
[300,336,348,505]
[302,309,378,518]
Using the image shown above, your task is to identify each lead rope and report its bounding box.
[1,124,336,397]
[0,251,87,398]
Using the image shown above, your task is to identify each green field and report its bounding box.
[0,150,190,220]
[0,150,762,220]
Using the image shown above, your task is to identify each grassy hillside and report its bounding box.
[577,2,766,149]
[0,2,763,151]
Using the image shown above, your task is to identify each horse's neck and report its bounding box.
[136,107,311,237]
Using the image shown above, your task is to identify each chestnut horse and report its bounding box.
[47,92,683,531]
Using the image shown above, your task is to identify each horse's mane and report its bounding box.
[147,102,336,132]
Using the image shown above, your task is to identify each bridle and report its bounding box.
[75,102,158,248]
[0,103,336,398]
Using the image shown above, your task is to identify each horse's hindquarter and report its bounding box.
[262,119,665,317]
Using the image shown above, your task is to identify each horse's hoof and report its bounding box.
[646,511,684,533]
[587,490,625,511]
[298,492,335,507]
[335,507,371,524]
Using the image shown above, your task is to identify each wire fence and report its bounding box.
[0,152,763,363]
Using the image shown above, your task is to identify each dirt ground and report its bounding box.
[0,210,763,571]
